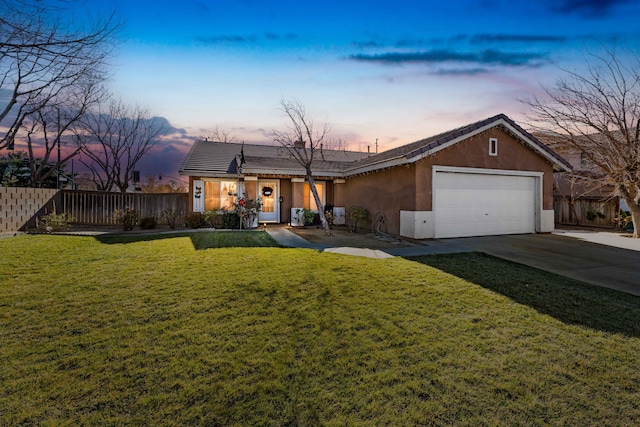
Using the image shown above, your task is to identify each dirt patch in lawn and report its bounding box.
[288,225,417,250]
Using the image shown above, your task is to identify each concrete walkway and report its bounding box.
[267,226,640,296]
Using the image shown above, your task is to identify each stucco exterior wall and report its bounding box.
[332,180,347,207]
[345,164,417,235]
[343,128,555,236]
[183,127,557,233]
[418,128,555,210]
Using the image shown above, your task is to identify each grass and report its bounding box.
[1,232,640,425]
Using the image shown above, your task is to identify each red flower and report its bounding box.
[238,199,245,206]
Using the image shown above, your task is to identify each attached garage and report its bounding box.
[433,167,540,238]
[181,113,573,239]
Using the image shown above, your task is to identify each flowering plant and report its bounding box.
[234,192,262,228]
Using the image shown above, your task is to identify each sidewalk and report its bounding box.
[266,226,471,258]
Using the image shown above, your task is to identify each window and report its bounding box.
[303,182,325,211]
[489,138,498,156]
[204,180,237,210]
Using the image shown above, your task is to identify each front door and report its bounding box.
[258,180,279,222]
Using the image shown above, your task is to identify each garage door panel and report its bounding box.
[434,171,536,238]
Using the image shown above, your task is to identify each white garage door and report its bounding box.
[434,171,536,238]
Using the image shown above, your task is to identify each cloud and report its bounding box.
[349,49,547,67]
[196,32,299,46]
[351,40,383,49]
[394,33,565,48]
[550,0,629,17]
[430,67,491,76]
[264,32,298,41]
[196,35,258,45]
[469,34,567,44]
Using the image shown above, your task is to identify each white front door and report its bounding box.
[434,171,536,238]
[258,180,279,222]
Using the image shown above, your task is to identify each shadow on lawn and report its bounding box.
[410,252,640,338]
[94,230,280,250]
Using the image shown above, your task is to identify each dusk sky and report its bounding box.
[13,0,640,178]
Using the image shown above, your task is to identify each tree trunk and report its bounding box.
[619,186,640,238]
[624,197,640,238]
[307,172,332,236]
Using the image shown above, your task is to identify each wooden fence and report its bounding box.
[553,195,619,228]
[61,190,188,225]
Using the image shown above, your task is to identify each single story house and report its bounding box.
[179,114,572,239]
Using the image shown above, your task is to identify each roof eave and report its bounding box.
[403,117,573,173]
[343,156,409,176]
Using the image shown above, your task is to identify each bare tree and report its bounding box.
[271,98,332,235]
[524,48,640,237]
[0,0,118,150]
[206,126,237,143]
[20,77,106,187]
[79,99,167,192]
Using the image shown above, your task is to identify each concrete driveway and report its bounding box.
[440,230,640,297]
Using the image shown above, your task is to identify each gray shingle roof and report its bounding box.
[179,141,370,177]
[179,114,572,178]
[345,114,572,173]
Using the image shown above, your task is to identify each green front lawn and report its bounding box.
[1,233,639,425]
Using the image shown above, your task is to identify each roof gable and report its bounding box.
[345,114,572,175]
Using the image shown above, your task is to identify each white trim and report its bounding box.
[291,178,305,183]
[258,179,280,223]
[541,210,555,233]
[400,210,434,239]
[408,121,501,164]
[243,176,258,181]
[345,117,571,176]
[500,120,571,172]
[193,180,204,213]
[333,179,346,184]
[432,165,544,178]
[489,138,498,156]
[432,166,543,237]
[333,207,346,225]
[343,157,409,176]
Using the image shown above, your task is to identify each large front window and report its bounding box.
[303,182,325,211]
[204,180,237,210]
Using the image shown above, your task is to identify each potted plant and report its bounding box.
[234,193,262,229]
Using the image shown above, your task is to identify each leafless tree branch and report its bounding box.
[79,98,167,192]
[523,47,640,237]
[271,98,332,235]
[0,0,120,150]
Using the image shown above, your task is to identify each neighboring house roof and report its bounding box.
[179,114,572,178]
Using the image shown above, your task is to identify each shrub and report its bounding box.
[185,212,207,229]
[223,211,240,229]
[324,204,334,226]
[139,216,158,230]
[204,209,225,228]
[114,208,139,231]
[161,209,182,229]
[37,212,75,232]
[586,209,606,221]
[615,209,633,230]
[296,208,315,226]
[346,206,369,232]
